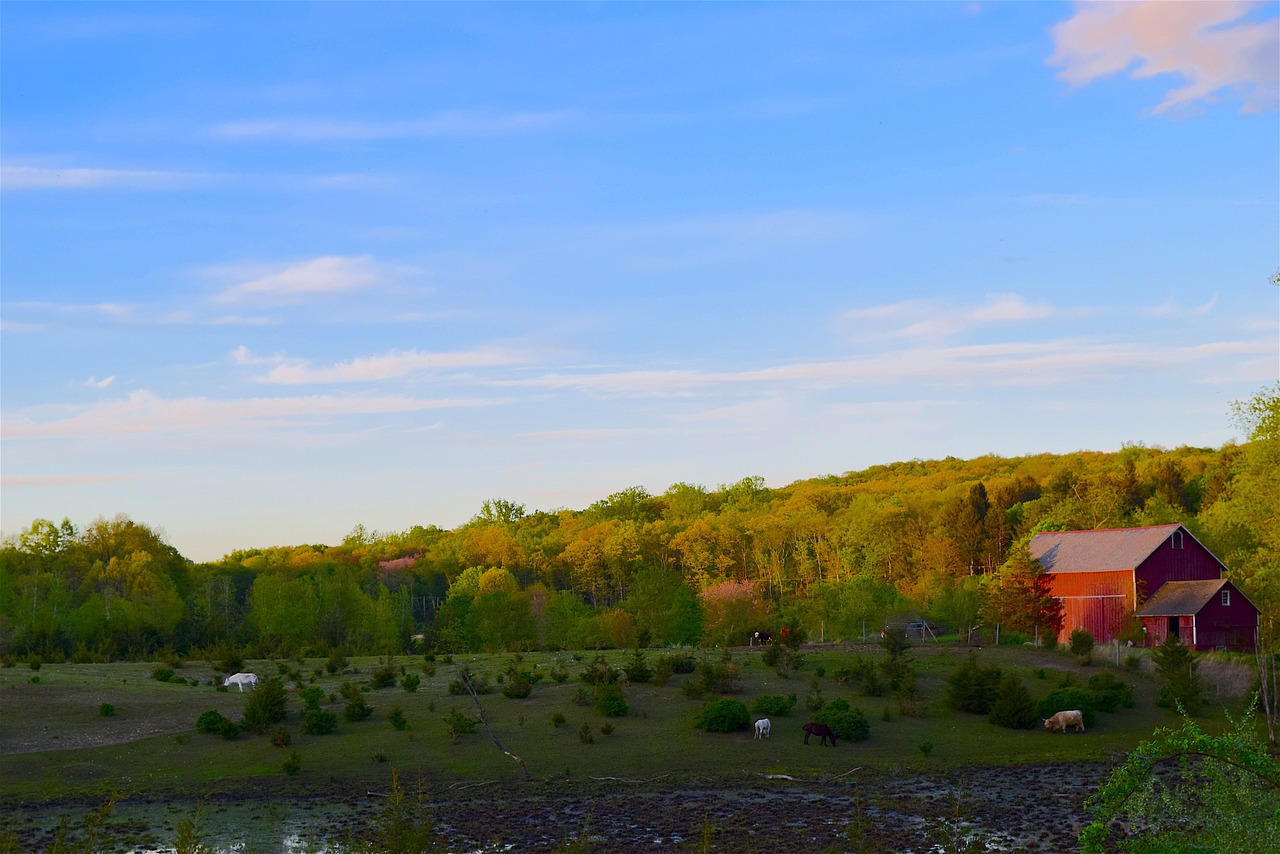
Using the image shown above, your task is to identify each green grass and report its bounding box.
[0,643,1241,802]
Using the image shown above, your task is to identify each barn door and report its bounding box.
[1168,616,1179,640]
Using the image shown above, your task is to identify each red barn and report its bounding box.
[1029,524,1258,651]
[1134,578,1259,651]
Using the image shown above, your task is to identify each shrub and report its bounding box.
[300,709,337,735]
[502,676,533,699]
[696,659,741,694]
[26,657,42,671]
[298,686,325,710]
[989,673,1037,729]
[283,750,301,776]
[325,649,348,674]
[579,654,621,686]
[659,653,697,674]
[444,708,478,737]
[625,649,652,684]
[1069,629,1095,658]
[242,678,288,733]
[98,703,115,717]
[812,699,870,742]
[195,709,239,739]
[918,740,934,757]
[694,699,750,733]
[596,684,628,717]
[945,653,1002,715]
[1153,634,1202,715]
[369,658,397,689]
[552,712,566,728]
[1036,688,1097,728]
[270,727,292,747]
[578,722,594,744]
[599,722,614,735]
[550,663,570,683]
[805,682,825,712]
[751,694,796,716]
[1086,672,1135,712]
[400,674,421,693]
[573,686,593,707]
[387,706,408,731]
[152,667,177,683]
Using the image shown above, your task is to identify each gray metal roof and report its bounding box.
[1029,524,1183,574]
[1134,579,1228,616]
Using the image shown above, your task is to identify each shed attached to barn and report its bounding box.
[1029,523,1256,651]
[1135,578,1259,652]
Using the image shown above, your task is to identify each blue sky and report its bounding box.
[2,1,1277,562]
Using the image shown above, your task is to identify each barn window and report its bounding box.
[1221,589,1230,607]
[1171,530,1184,549]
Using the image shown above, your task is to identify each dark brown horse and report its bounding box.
[802,722,837,746]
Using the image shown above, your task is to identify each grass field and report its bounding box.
[1,640,1255,808]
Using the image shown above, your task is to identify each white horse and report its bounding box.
[754,718,771,739]
[224,672,258,692]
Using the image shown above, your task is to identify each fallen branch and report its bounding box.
[588,774,671,783]
[462,670,531,781]
[826,767,862,781]
[760,773,800,781]
[447,780,498,791]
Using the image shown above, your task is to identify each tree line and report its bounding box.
[3,386,1275,661]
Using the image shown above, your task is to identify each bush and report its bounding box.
[659,653,696,674]
[270,727,292,747]
[1069,629,1096,658]
[195,709,239,739]
[944,653,1002,715]
[694,699,750,733]
[1086,671,1135,712]
[988,673,1037,729]
[298,685,325,710]
[1153,634,1202,715]
[325,649,348,674]
[444,708,478,737]
[151,667,176,683]
[578,722,594,744]
[599,722,614,735]
[1036,688,1097,728]
[283,750,301,776]
[502,676,533,699]
[551,712,566,728]
[242,678,288,733]
[812,699,870,742]
[387,706,408,731]
[550,662,570,683]
[98,703,115,717]
[300,709,337,735]
[579,654,621,686]
[596,684,628,717]
[369,658,398,689]
[751,694,796,716]
[401,674,421,693]
[625,649,652,684]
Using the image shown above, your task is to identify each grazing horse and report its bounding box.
[802,722,837,746]
[754,718,771,739]
[223,672,258,692]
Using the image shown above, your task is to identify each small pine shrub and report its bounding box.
[400,674,421,693]
[579,654,621,686]
[325,649,348,674]
[444,708,478,737]
[918,740,934,757]
[989,673,1037,729]
[27,658,43,671]
[552,712,567,728]
[596,684,628,717]
[283,750,301,776]
[299,686,325,710]
[578,722,594,744]
[502,676,533,699]
[1069,629,1095,658]
[270,727,292,747]
[387,706,408,731]
[660,653,696,674]
[812,699,870,742]
[242,678,288,733]
[751,694,796,716]
[196,709,231,734]
[694,699,750,733]
[369,658,397,689]
[625,649,652,684]
[28,675,40,684]
[301,709,337,735]
[599,722,614,735]
[1085,672,1135,712]
[151,667,176,683]
[944,653,1002,715]
[573,686,593,707]
[98,703,115,717]
[550,663,570,683]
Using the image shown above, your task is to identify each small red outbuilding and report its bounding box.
[1029,523,1259,652]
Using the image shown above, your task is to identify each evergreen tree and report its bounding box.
[989,673,1037,729]
[1153,632,1203,715]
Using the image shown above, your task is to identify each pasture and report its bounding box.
[0,642,1258,851]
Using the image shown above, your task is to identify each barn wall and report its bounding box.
[1135,535,1223,601]
[1048,570,1132,644]
[1193,583,1258,652]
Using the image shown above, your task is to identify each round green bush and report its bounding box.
[751,694,796,716]
[694,699,750,733]
[301,708,337,735]
[596,684,628,717]
[812,699,870,742]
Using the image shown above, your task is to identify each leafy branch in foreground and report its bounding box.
[1079,703,1280,854]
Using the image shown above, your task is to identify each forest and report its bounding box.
[2,386,1276,662]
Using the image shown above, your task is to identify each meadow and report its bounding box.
[0,640,1258,852]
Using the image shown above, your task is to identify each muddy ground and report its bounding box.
[3,761,1110,852]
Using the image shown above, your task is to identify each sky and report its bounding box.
[2,1,1277,563]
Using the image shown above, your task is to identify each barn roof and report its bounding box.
[1135,579,1227,616]
[1029,524,1183,573]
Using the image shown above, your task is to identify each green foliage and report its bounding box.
[578,721,594,743]
[551,712,566,728]
[595,684,628,717]
[270,727,291,747]
[812,698,870,742]
[325,649,348,674]
[501,675,533,699]
[694,698,750,733]
[282,750,301,776]
[151,667,176,683]
[944,652,1002,714]
[1069,629,1095,658]
[361,769,444,853]
[241,678,287,733]
[1086,671,1135,712]
[578,653,621,686]
[624,649,652,684]
[387,706,408,731]
[443,708,477,737]
[1153,634,1203,715]
[751,694,796,716]
[97,703,114,717]
[658,653,696,674]
[988,673,1037,729]
[1081,709,1280,854]
[1035,687,1097,728]
[194,709,238,739]
[369,658,398,689]
[298,685,324,710]
[300,708,337,735]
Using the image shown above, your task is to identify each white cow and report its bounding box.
[224,672,258,692]
[1043,709,1084,733]
[754,718,771,739]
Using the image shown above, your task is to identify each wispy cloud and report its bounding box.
[83,376,116,389]
[1,473,143,487]
[1048,1,1279,115]
[3,390,505,440]
[214,256,385,304]
[247,347,526,385]
[1,164,213,190]
[214,109,574,141]
[840,293,1056,339]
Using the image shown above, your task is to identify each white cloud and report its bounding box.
[214,256,382,304]
[213,109,574,141]
[252,347,525,385]
[1048,1,1279,115]
[2,390,504,440]
[841,293,1056,339]
[1,164,211,190]
[83,375,116,389]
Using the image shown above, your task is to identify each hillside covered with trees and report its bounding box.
[3,387,1276,662]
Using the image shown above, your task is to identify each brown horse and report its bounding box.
[802,722,837,746]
